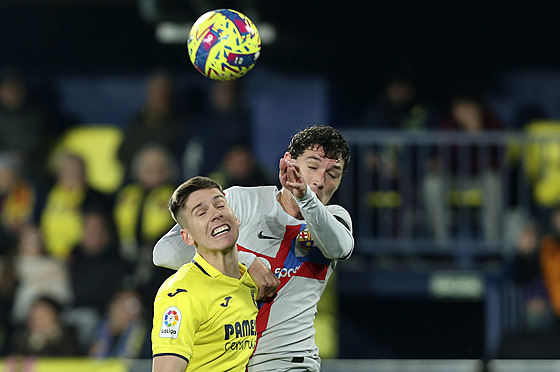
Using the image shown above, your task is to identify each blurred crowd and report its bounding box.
[0,66,273,358]
[1,64,560,360]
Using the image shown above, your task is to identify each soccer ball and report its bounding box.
[187,9,261,81]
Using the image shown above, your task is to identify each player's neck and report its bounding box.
[277,188,304,220]
[199,249,241,279]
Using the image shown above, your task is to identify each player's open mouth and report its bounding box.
[211,225,230,237]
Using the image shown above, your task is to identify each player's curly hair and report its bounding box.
[286,125,351,173]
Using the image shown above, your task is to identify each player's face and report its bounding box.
[181,188,239,253]
[293,146,344,205]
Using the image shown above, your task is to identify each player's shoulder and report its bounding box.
[326,203,351,217]
[224,185,279,200]
[161,263,208,290]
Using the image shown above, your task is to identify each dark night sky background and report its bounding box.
[1,1,560,118]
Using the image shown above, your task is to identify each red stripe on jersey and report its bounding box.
[295,261,329,280]
[238,225,301,349]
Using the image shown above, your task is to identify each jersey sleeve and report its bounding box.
[295,184,354,260]
[152,283,202,360]
[153,224,195,270]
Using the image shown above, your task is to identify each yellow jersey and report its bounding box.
[152,253,258,371]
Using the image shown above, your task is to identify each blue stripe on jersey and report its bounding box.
[281,225,330,273]
[153,353,189,362]
[192,260,211,276]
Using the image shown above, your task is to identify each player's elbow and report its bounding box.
[324,237,354,260]
[153,244,177,269]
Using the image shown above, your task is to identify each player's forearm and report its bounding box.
[295,185,354,259]
[153,355,188,372]
[153,223,196,269]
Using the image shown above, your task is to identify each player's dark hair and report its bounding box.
[168,176,224,226]
[286,125,351,173]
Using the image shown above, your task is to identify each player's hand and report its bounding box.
[279,153,307,199]
[248,257,280,300]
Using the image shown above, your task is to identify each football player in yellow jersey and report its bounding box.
[152,176,258,371]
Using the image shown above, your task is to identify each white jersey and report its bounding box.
[154,185,354,372]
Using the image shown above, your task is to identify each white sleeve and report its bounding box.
[238,251,257,267]
[153,223,257,269]
[295,184,354,260]
[153,224,194,270]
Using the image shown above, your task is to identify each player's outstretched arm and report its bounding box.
[248,257,280,300]
[153,355,188,372]
[153,223,260,270]
[296,184,354,260]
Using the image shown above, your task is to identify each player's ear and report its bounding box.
[236,217,240,227]
[180,229,196,246]
[284,152,292,161]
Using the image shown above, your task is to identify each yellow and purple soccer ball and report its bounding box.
[187,9,261,81]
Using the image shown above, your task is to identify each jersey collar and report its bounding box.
[192,252,248,279]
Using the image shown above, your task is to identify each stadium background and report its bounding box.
[2,1,560,371]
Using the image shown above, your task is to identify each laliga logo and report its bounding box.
[164,309,179,327]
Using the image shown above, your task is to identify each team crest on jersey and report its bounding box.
[160,306,181,339]
[297,230,314,250]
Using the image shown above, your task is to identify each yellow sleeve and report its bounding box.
[152,285,203,360]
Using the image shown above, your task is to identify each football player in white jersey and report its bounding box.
[153,124,353,371]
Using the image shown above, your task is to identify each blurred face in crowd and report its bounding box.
[81,212,111,255]
[108,290,143,331]
[28,299,61,334]
[451,99,483,132]
[17,225,44,257]
[223,145,254,180]
[0,78,27,110]
[211,81,237,113]
[135,147,173,189]
[56,154,86,190]
[0,162,17,194]
[146,73,172,113]
[386,79,415,107]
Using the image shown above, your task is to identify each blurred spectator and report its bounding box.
[360,74,439,130]
[182,79,252,178]
[539,207,560,323]
[113,145,176,303]
[88,288,150,359]
[511,220,553,331]
[422,92,505,243]
[69,210,128,316]
[0,152,37,254]
[39,151,113,260]
[10,296,80,357]
[118,70,188,176]
[0,67,49,181]
[6,225,72,327]
[361,145,414,239]
[64,209,128,354]
[499,211,560,358]
[208,142,273,188]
